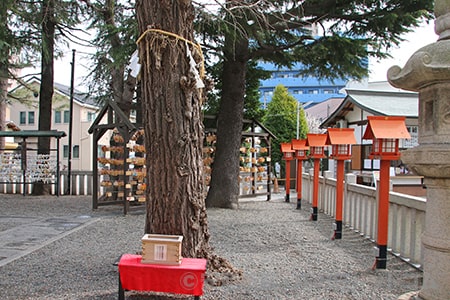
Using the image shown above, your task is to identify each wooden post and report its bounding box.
[375,159,391,269]
[311,159,320,221]
[296,159,302,209]
[333,159,345,239]
[285,160,291,202]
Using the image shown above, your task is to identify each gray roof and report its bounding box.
[345,89,418,117]
[53,81,98,107]
[320,88,418,128]
[10,76,98,108]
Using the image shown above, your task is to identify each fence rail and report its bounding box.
[0,171,93,196]
[302,170,426,269]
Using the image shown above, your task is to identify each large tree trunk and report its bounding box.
[206,5,249,209]
[136,0,210,258]
[33,0,55,195]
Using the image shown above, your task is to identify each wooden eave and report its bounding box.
[88,100,136,134]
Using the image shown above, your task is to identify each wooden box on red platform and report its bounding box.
[141,234,183,265]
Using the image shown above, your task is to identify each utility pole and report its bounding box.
[66,49,75,195]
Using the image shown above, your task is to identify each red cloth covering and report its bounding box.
[118,254,207,296]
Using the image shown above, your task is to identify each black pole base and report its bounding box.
[333,220,342,239]
[311,207,318,221]
[285,194,290,202]
[375,245,387,269]
[296,198,301,209]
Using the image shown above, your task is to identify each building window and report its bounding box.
[55,111,61,123]
[28,111,35,124]
[63,110,70,123]
[324,89,335,94]
[87,112,96,122]
[20,112,26,124]
[73,145,79,158]
[63,145,69,158]
[403,126,419,148]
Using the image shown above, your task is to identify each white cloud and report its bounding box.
[369,21,438,82]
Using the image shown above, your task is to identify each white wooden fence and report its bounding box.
[0,171,93,196]
[302,170,426,269]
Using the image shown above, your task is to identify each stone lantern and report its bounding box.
[388,1,450,298]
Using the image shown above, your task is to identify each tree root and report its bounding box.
[205,253,243,286]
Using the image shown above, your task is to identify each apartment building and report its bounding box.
[6,76,100,171]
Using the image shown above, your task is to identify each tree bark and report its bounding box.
[33,0,55,195]
[136,0,210,258]
[206,3,249,209]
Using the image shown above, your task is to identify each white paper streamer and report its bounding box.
[186,42,205,89]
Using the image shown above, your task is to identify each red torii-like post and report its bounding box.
[306,134,327,221]
[363,116,410,269]
[291,139,309,210]
[326,128,356,239]
[280,142,295,202]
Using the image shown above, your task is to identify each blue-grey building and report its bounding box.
[258,61,347,108]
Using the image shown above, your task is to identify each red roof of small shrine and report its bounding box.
[306,134,327,147]
[326,128,357,145]
[362,116,411,140]
[291,139,309,150]
[280,142,294,153]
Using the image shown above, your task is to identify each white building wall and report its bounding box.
[7,81,101,171]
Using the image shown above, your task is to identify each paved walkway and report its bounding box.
[0,192,277,268]
[0,214,98,267]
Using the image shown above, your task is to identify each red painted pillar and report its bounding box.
[285,160,291,202]
[311,159,320,221]
[333,159,345,239]
[296,159,302,209]
[376,159,391,269]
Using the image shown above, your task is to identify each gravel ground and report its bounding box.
[0,194,423,299]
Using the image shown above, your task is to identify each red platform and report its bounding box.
[118,254,207,299]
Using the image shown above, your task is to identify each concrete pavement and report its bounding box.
[0,214,98,267]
